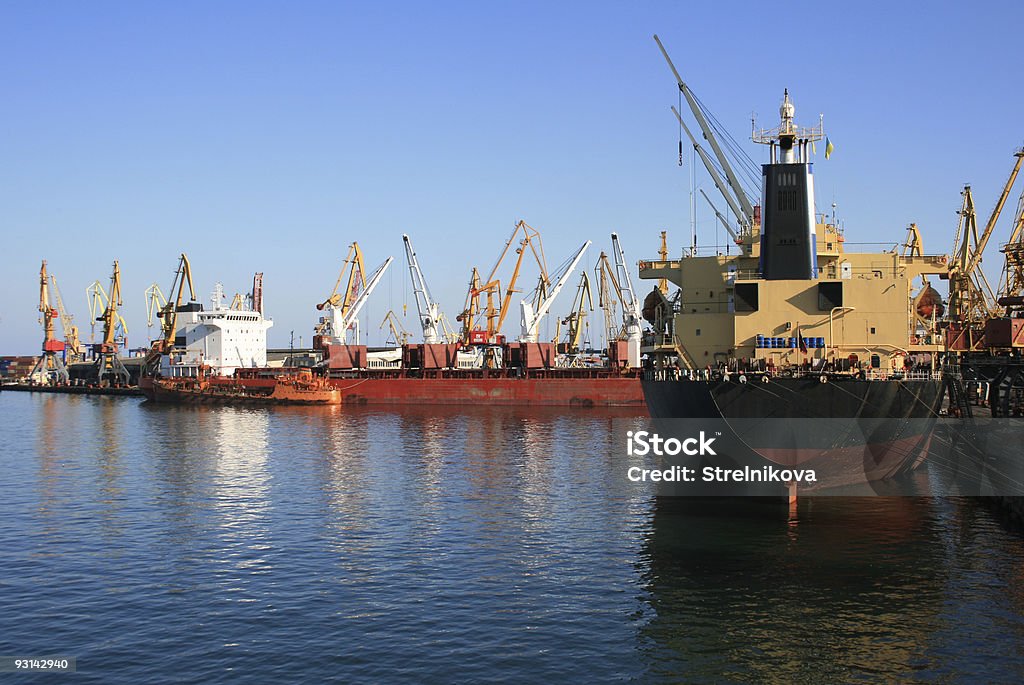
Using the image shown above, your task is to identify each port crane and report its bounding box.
[316,242,393,345]
[28,260,70,385]
[144,253,196,376]
[403,234,453,344]
[595,253,621,345]
[519,240,590,343]
[610,233,643,367]
[998,188,1024,315]
[379,309,411,346]
[145,283,167,337]
[947,149,1024,324]
[49,271,83,364]
[91,260,131,385]
[461,220,548,342]
[556,272,593,355]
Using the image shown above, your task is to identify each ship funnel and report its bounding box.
[752,90,823,281]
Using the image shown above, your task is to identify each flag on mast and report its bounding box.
[797,326,807,354]
[825,137,834,160]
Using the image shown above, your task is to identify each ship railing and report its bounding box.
[643,368,944,382]
[733,269,762,281]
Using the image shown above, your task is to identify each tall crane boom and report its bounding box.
[319,256,393,344]
[144,253,196,376]
[92,260,130,386]
[964,148,1024,278]
[403,234,446,344]
[611,233,643,367]
[519,241,590,342]
[655,34,755,229]
[50,273,82,363]
[29,260,70,384]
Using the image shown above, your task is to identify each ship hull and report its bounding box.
[329,373,644,407]
[146,376,340,406]
[141,371,645,407]
[642,375,943,491]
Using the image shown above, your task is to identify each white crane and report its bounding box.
[403,234,447,344]
[611,233,643,367]
[320,256,393,345]
[519,241,590,343]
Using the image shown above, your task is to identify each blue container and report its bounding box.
[789,337,797,348]
[816,337,825,348]
[755,335,764,348]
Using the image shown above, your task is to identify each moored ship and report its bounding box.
[637,40,948,489]
[150,367,340,405]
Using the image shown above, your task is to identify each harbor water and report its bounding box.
[3,391,1024,682]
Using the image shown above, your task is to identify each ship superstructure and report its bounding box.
[159,280,273,379]
[640,87,949,376]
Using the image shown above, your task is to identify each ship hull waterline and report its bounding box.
[642,375,944,492]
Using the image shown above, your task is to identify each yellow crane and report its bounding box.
[145,283,168,337]
[145,253,196,375]
[92,260,130,385]
[658,230,669,295]
[461,221,549,341]
[28,260,70,385]
[558,272,593,354]
[317,242,366,316]
[948,149,1024,323]
[49,272,82,363]
[594,251,623,346]
[379,310,411,345]
[997,188,1024,314]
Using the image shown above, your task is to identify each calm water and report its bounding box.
[2,391,1024,683]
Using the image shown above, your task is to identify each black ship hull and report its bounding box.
[642,374,944,492]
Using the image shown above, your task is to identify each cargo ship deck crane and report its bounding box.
[403,234,451,344]
[316,244,393,345]
[49,271,82,364]
[519,240,590,343]
[144,253,195,376]
[656,34,755,235]
[92,260,130,386]
[28,260,70,385]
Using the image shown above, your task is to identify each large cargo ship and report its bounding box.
[140,249,645,408]
[636,40,949,489]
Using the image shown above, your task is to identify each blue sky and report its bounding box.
[2,1,1022,354]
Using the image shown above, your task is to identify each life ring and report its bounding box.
[819,374,828,383]
[910,335,920,345]
[761,375,770,384]
[739,374,747,384]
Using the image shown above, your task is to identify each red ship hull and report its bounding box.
[142,370,644,407]
[327,372,644,407]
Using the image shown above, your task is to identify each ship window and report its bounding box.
[870,327,876,334]
[735,283,758,312]
[695,329,701,336]
[871,354,881,368]
[818,282,843,311]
